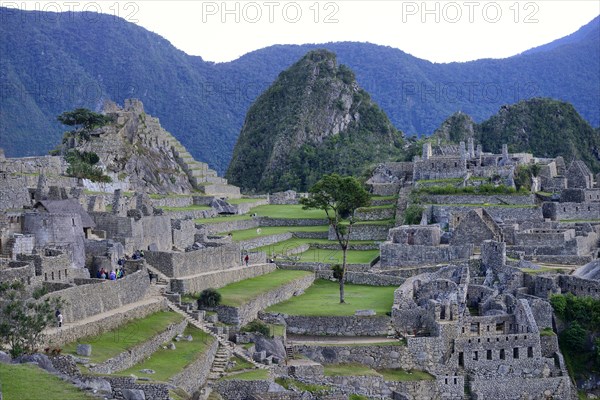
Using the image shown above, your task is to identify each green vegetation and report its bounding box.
[540,327,555,337]
[162,205,212,212]
[197,288,222,308]
[240,320,270,336]
[116,326,213,382]
[250,204,328,219]
[57,108,112,133]
[226,225,328,241]
[300,174,371,303]
[62,311,184,363]
[217,270,312,307]
[226,49,404,192]
[0,281,63,357]
[403,204,424,225]
[296,248,379,264]
[226,198,266,204]
[256,238,375,257]
[226,355,254,372]
[414,184,524,196]
[0,362,97,400]
[266,279,395,316]
[221,369,269,380]
[64,149,112,183]
[197,214,252,224]
[378,368,435,381]
[549,294,600,381]
[514,164,541,192]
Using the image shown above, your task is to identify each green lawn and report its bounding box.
[250,204,328,219]
[324,363,381,377]
[226,225,329,241]
[255,238,375,257]
[378,368,435,381]
[217,270,313,307]
[115,326,214,382]
[357,204,395,211]
[371,195,398,201]
[196,214,252,224]
[429,203,538,208]
[0,363,97,400]
[221,369,269,380]
[266,279,396,316]
[296,248,379,264]
[62,311,184,363]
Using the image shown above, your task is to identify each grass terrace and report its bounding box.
[221,369,270,380]
[0,363,97,400]
[295,248,379,264]
[250,204,328,219]
[115,326,214,382]
[197,214,252,223]
[322,364,434,381]
[379,368,435,381]
[324,363,381,377]
[266,279,396,316]
[428,203,538,208]
[225,225,329,241]
[256,238,375,257]
[62,311,184,364]
[226,197,267,204]
[217,269,313,307]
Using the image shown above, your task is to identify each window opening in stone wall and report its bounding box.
[473,351,478,360]
[513,348,519,359]
[458,352,464,366]
[500,349,505,360]
[487,350,492,360]
[528,347,533,358]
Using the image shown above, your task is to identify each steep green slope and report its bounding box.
[226,50,403,192]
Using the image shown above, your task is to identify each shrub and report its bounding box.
[241,320,270,336]
[32,286,48,300]
[197,288,221,308]
[403,204,424,225]
[560,321,586,352]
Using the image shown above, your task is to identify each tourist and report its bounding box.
[100,270,107,279]
[96,269,102,279]
[140,250,145,258]
[148,269,154,283]
[109,270,117,280]
[244,254,249,266]
[57,311,63,328]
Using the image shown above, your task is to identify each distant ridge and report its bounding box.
[0,8,598,174]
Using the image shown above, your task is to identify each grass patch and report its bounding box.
[250,204,328,219]
[378,368,435,381]
[371,195,398,200]
[62,311,184,364]
[222,369,269,380]
[540,327,555,336]
[148,193,192,199]
[520,266,556,274]
[353,219,395,226]
[428,203,538,208]
[324,363,381,377]
[226,355,254,372]
[116,326,214,382]
[217,270,313,307]
[197,214,252,224]
[0,363,97,399]
[266,279,395,316]
[560,219,600,223]
[225,225,328,241]
[255,238,375,257]
[296,248,379,264]
[357,204,395,211]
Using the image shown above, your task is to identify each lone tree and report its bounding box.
[300,174,370,303]
[0,282,63,357]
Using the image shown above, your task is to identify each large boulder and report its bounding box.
[210,198,236,215]
[254,335,286,361]
[122,388,146,400]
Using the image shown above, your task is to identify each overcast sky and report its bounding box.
[12,1,600,63]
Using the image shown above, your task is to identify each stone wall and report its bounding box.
[259,217,328,227]
[559,275,600,299]
[170,337,218,394]
[40,266,150,324]
[214,380,272,400]
[543,202,600,221]
[91,213,173,253]
[430,205,543,223]
[328,224,391,241]
[44,298,167,347]
[316,271,405,286]
[240,232,292,251]
[275,314,392,336]
[145,244,240,278]
[356,206,395,221]
[0,155,67,175]
[171,219,197,250]
[102,376,170,400]
[423,194,536,205]
[294,344,414,369]
[380,243,473,268]
[197,218,260,235]
[171,263,276,294]
[470,376,573,400]
[90,319,188,374]
[215,274,315,326]
[150,196,194,208]
[0,173,31,210]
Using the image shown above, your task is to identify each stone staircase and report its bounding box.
[161,131,241,198]
[284,344,294,361]
[395,186,412,225]
[163,296,269,398]
[1,237,15,258]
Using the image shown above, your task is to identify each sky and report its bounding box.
[9,1,600,63]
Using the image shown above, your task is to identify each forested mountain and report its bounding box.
[433,98,600,172]
[226,50,402,192]
[0,8,598,174]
